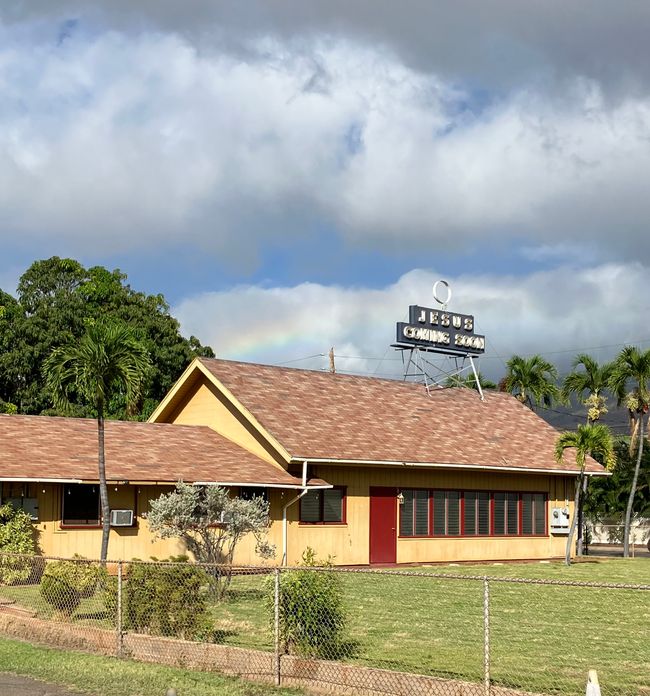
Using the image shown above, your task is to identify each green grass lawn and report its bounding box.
[2,558,649,696]
[210,559,650,695]
[0,637,302,696]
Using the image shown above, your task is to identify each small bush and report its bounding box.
[0,503,36,585]
[40,557,101,618]
[104,556,213,641]
[269,548,353,660]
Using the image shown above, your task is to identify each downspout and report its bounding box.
[281,461,308,566]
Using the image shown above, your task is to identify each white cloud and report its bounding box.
[1,28,650,266]
[173,263,650,381]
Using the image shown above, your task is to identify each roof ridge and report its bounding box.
[200,356,446,390]
[0,413,214,433]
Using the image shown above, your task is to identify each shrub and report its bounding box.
[269,548,353,660]
[104,556,213,641]
[0,503,36,585]
[147,483,275,599]
[40,557,101,618]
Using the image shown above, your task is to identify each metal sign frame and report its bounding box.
[392,283,486,400]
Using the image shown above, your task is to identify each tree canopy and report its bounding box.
[607,346,650,556]
[0,257,213,419]
[499,354,561,409]
[586,439,650,521]
[561,354,612,424]
[554,423,615,564]
[148,482,275,597]
[44,321,152,561]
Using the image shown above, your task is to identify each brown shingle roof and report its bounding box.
[0,414,313,486]
[199,358,605,474]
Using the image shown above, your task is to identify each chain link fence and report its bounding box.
[0,554,648,696]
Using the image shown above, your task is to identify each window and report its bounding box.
[464,491,490,535]
[299,487,345,524]
[433,491,460,536]
[1,482,39,521]
[522,493,546,535]
[399,489,429,536]
[493,492,519,535]
[399,489,547,538]
[62,484,100,526]
[238,487,269,502]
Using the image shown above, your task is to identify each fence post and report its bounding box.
[483,576,491,696]
[274,567,281,686]
[116,561,124,658]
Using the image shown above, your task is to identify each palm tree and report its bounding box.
[44,321,151,561]
[561,354,613,554]
[608,346,650,557]
[561,354,612,425]
[500,355,560,409]
[555,424,615,565]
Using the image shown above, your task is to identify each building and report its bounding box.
[0,414,328,561]
[0,357,606,565]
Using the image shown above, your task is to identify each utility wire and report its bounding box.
[273,353,324,366]
[272,334,650,378]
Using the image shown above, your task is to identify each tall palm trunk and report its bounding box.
[565,463,584,566]
[623,413,645,558]
[97,408,111,562]
[576,475,588,556]
[576,414,591,557]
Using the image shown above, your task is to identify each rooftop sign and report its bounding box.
[394,304,486,356]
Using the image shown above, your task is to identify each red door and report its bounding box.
[369,487,397,564]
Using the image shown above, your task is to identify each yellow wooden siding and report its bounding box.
[283,465,574,565]
[34,484,184,560]
[32,483,284,565]
[167,377,287,469]
[30,471,574,565]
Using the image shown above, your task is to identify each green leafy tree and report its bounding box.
[0,257,213,417]
[500,355,560,409]
[586,439,650,523]
[44,322,151,561]
[608,346,650,557]
[562,355,613,425]
[555,424,615,565]
[147,482,275,598]
[0,289,29,411]
[561,354,613,554]
[0,503,37,584]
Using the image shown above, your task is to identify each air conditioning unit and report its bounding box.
[110,509,134,527]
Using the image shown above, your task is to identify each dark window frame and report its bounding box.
[61,483,101,528]
[1,482,39,521]
[299,486,347,525]
[521,492,548,536]
[238,486,269,503]
[399,488,430,537]
[398,488,548,539]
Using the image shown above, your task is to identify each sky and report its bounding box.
[2,1,650,397]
